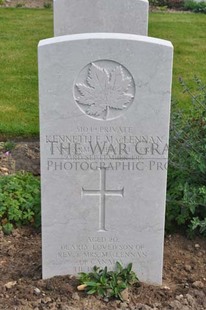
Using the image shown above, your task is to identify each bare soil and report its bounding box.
[0,227,206,310]
[0,141,206,309]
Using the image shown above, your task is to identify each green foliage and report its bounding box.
[3,141,16,152]
[78,262,138,300]
[2,223,13,235]
[149,0,184,8]
[44,2,52,9]
[0,0,5,5]
[149,0,206,11]
[184,0,206,13]
[149,0,168,7]
[0,172,41,234]
[15,3,24,8]
[167,76,206,236]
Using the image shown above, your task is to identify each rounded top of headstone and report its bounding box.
[54,0,149,37]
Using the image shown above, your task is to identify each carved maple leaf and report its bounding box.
[76,63,134,119]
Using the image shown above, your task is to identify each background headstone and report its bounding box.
[39,33,173,284]
[54,0,149,37]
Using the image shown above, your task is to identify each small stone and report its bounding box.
[69,275,75,279]
[42,296,52,304]
[4,281,17,289]
[153,302,161,308]
[0,260,7,266]
[161,285,170,290]
[34,287,41,295]
[184,265,192,272]
[176,294,183,301]
[71,292,80,301]
[20,300,28,305]
[186,294,196,307]
[120,288,129,302]
[195,243,200,249]
[169,300,182,309]
[120,301,129,309]
[0,167,9,172]
[103,297,109,302]
[77,284,87,291]
[192,281,204,288]
[184,282,189,288]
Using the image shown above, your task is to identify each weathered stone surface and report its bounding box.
[54,0,149,36]
[38,33,173,284]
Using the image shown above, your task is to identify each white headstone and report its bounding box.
[54,0,149,37]
[39,33,173,285]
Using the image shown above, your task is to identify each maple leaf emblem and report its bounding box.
[75,63,134,120]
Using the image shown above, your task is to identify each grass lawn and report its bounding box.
[0,8,53,138]
[149,12,206,107]
[0,8,206,138]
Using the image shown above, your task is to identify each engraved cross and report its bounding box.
[82,168,124,232]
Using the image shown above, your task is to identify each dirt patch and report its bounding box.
[0,141,206,309]
[0,228,206,310]
[0,141,40,176]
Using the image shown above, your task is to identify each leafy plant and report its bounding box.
[167,76,206,236]
[78,262,138,300]
[44,2,52,9]
[2,223,13,235]
[0,0,5,5]
[3,141,15,152]
[184,0,206,13]
[0,172,41,234]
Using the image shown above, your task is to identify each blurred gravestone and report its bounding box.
[53,0,149,36]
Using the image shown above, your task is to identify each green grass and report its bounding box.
[0,9,206,137]
[0,8,53,138]
[149,12,206,106]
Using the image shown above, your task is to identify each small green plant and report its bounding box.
[44,2,52,8]
[0,141,15,156]
[0,172,41,234]
[167,76,206,236]
[2,223,13,235]
[16,3,24,8]
[3,141,15,152]
[78,262,138,300]
[0,0,5,5]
